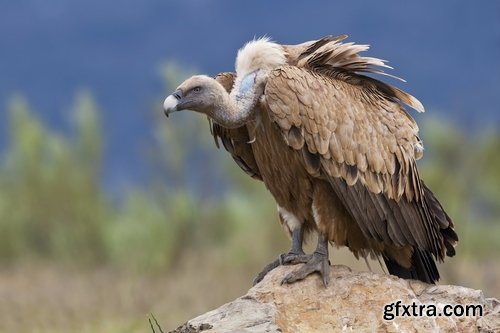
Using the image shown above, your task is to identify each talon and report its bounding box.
[280,236,331,287]
[252,257,281,286]
[281,254,330,287]
[281,272,298,285]
[280,252,311,265]
[321,257,330,287]
[253,252,310,285]
[253,226,306,285]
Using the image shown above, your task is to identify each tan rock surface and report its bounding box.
[169,265,500,333]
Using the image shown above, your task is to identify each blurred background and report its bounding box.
[0,1,499,332]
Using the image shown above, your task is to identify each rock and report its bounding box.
[169,265,500,333]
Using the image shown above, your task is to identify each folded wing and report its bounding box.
[264,65,457,282]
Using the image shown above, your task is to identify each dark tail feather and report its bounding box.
[422,182,458,258]
[384,248,440,284]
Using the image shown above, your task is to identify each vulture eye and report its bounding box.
[193,86,202,93]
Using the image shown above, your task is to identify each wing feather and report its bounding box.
[264,65,456,260]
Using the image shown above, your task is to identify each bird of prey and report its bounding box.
[163,35,458,286]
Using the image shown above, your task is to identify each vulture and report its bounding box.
[163,35,458,286]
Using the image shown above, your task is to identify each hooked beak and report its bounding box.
[163,89,183,117]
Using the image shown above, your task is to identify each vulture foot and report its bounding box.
[281,236,330,287]
[253,257,281,286]
[252,250,308,286]
[252,226,306,286]
[280,252,312,265]
[280,252,330,287]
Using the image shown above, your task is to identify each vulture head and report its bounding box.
[163,72,254,128]
[164,37,287,129]
[163,75,223,117]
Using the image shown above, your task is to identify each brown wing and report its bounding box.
[264,66,457,264]
[210,72,262,180]
[295,35,425,113]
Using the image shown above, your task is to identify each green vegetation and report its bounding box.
[0,91,498,269]
[0,68,498,332]
[419,117,500,257]
[0,69,284,273]
[0,93,108,265]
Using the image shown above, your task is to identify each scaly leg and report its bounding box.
[252,225,308,286]
[281,234,330,287]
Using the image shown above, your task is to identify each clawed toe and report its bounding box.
[280,252,311,265]
[252,257,281,286]
[252,251,311,286]
[253,226,308,286]
[281,252,331,287]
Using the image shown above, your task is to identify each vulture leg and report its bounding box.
[252,225,307,285]
[280,223,311,264]
[281,235,331,287]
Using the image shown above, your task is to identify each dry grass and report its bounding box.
[0,248,497,333]
[0,260,252,333]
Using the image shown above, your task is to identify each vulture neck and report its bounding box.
[212,77,261,129]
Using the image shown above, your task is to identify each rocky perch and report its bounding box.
[169,265,499,333]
